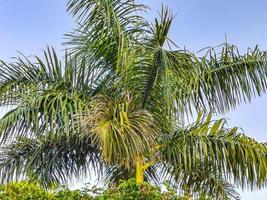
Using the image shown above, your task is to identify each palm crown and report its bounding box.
[0,0,267,199]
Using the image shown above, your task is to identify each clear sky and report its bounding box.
[1,0,267,199]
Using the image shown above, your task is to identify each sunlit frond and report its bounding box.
[159,113,267,192]
[81,94,158,167]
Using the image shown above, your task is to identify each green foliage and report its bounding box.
[0,0,267,199]
[0,182,52,200]
[82,94,158,167]
[159,113,265,196]
[0,180,191,200]
[87,179,183,200]
[53,188,92,200]
[0,182,92,200]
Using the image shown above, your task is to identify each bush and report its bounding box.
[0,182,92,200]
[0,180,187,200]
[0,182,52,200]
[94,179,183,200]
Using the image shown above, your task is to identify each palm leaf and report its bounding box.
[81,94,158,167]
[0,134,101,188]
[159,113,267,192]
[174,44,267,114]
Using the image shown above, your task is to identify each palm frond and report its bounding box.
[0,48,97,143]
[66,0,148,69]
[165,163,240,200]
[0,134,101,188]
[159,113,267,191]
[175,44,267,114]
[81,94,158,167]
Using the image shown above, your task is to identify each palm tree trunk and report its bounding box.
[135,156,144,184]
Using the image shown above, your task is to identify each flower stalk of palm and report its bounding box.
[0,0,267,199]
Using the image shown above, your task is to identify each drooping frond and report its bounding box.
[81,94,158,167]
[164,163,240,200]
[159,113,267,192]
[0,47,98,100]
[0,134,101,188]
[67,0,148,30]
[175,44,267,114]
[0,48,97,143]
[66,0,148,70]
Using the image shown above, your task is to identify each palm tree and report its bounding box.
[0,0,267,199]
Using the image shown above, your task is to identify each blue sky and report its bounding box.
[0,0,267,199]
